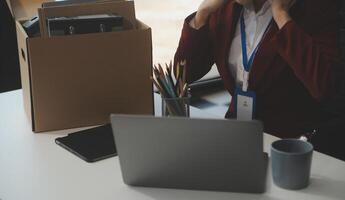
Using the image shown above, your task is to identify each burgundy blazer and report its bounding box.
[174,0,339,138]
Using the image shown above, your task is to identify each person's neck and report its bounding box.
[244,0,267,13]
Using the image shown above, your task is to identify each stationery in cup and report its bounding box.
[151,61,190,117]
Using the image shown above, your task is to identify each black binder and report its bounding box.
[55,124,117,162]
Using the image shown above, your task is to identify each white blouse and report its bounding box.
[228,0,273,88]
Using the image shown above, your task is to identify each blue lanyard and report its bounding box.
[240,12,259,72]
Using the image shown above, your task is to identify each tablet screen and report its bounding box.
[56,124,117,162]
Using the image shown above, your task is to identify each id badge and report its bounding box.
[234,87,256,121]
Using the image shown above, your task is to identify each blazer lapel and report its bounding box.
[248,21,279,92]
[217,1,304,95]
[248,2,305,92]
[217,2,242,95]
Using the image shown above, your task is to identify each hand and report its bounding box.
[191,0,225,29]
[271,0,296,29]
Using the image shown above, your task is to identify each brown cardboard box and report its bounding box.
[6,0,154,132]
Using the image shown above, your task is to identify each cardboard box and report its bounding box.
[6,0,154,132]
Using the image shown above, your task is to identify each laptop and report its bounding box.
[110,114,268,193]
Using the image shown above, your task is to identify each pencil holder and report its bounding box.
[162,95,190,117]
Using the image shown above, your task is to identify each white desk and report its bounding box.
[1,90,345,200]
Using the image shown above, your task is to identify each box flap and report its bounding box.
[6,0,126,20]
[6,0,46,20]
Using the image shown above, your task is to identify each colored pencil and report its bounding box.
[151,61,190,116]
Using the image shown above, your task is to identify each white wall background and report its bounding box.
[134,0,203,64]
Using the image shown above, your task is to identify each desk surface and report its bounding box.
[1,90,345,200]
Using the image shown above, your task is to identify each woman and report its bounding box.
[174,0,339,138]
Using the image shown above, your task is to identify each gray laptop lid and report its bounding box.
[111,114,267,193]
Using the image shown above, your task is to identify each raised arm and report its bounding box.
[174,0,224,83]
[271,0,339,102]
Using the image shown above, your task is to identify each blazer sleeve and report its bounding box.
[271,6,338,102]
[174,12,215,83]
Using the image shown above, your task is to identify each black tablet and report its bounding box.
[55,124,117,162]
